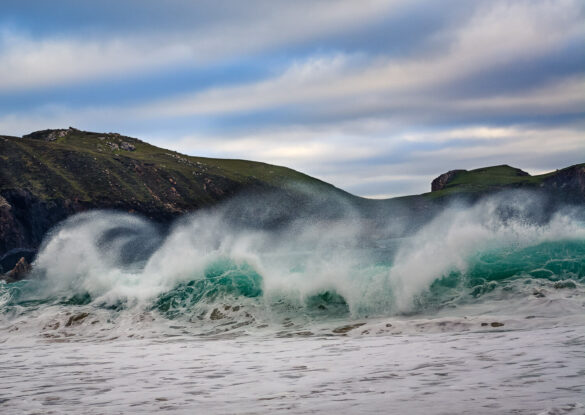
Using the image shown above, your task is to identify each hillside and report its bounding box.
[1,127,352,212]
[0,127,358,270]
[427,163,585,200]
[1,127,584,277]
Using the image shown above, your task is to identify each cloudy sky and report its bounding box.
[1,0,584,197]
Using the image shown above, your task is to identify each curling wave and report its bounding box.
[1,193,584,329]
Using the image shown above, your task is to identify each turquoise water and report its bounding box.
[1,205,584,415]
[2,235,584,325]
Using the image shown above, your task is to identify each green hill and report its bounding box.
[1,127,352,212]
[427,163,585,199]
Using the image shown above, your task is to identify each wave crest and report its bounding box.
[3,193,584,320]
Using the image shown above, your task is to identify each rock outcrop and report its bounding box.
[431,170,466,191]
[3,257,31,283]
[120,141,136,151]
[430,164,584,202]
[0,188,86,258]
[22,127,78,141]
[541,164,585,202]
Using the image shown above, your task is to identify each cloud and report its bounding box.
[0,30,194,91]
[0,0,583,198]
[452,76,585,115]
[0,0,406,91]
[130,0,584,125]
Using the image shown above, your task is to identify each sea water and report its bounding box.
[1,194,584,414]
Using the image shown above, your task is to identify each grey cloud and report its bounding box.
[1,0,583,198]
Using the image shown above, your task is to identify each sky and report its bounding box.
[1,0,584,198]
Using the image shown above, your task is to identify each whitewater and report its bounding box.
[1,192,584,414]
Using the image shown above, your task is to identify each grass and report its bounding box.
[422,164,583,200]
[1,129,354,212]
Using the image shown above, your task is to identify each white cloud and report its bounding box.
[454,76,585,115]
[166,124,384,166]
[136,53,362,117]
[4,0,581,96]
[131,0,585,121]
[0,0,405,91]
[0,30,194,91]
[413,125,585,164]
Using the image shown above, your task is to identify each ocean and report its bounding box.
[1,194,584,414]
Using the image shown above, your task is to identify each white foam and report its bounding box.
[26,192,585,315]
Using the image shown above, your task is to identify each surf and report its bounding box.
[1,191,583,337]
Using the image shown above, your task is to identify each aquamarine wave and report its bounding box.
[2,238,583,320]
[2,195,584,321]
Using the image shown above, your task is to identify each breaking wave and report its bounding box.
[1,192,584,335]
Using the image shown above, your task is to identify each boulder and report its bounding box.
[120,141,136,151]
[431,170,466,192]
[22,128,75,141]
[4,257,31,283]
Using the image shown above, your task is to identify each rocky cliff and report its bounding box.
[431,170,466,192]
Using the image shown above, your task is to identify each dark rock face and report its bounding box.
[0,186,212,261]
[3,256,31,282]
[0,248,36,275]
[542,165,585,203]
[431,170,466,192]
[0,189,86,257]
[22,127,78,141]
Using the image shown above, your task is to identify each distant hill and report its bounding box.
[1,127,584,276]
[429,164,585,198]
